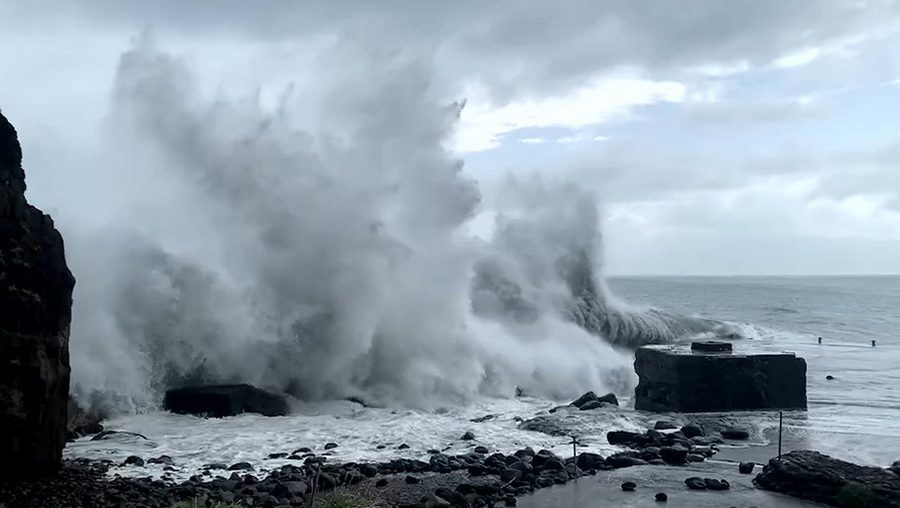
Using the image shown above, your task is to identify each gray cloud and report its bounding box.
[5,1,899,100]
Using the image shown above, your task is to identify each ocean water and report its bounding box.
[66,276,900,479]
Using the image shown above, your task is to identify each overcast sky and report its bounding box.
[2,1,900,275]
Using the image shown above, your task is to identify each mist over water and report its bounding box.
[66,36,722,414]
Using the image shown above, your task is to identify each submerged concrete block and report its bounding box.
[634,342,807,412]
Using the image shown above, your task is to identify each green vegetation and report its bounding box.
[170,500,244,508]
[313,493,370,508]
[836,482,877,508]
[169,493,370,508]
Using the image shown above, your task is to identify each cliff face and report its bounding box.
[0,110,76,477]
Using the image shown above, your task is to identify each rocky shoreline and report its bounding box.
[4,390,900,507]
[0,416,805,508]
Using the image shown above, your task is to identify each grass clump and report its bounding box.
[313,493,370,508]
[836,482,877,508]
[170,499,244,508]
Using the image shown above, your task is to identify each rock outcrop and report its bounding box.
[0,110,76,476]
[634,343,807,412]
[164,384,290,417]
[754,450,900,507]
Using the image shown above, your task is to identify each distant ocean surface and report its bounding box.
[67,276,900,478]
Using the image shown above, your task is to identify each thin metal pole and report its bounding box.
[778,411,783,459]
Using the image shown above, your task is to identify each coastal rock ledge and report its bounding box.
[0,110,76,477]
[754,450,900,508]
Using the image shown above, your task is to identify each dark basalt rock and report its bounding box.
[684,477,706,490]
[721,427,749,440]
[518,416,567,436]
[655,492,668,501]
[634,344,807,412]
[0,111,76,478]
[621,481,636,491]
[739,461,755,474]
[754,450,900,507]
[654,420,677,430]
[164,383,289,417]
[571,391,619,409]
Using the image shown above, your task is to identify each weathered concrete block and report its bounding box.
[164,384,289,417]
[634,342,806,412]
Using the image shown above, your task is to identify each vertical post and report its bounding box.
[778,411,783,459]
[571,435,579,478]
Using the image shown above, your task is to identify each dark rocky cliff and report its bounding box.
[0,110,76,477]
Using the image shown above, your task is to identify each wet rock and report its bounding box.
[739,462,755,474]
[147,455,174,465]
[0,111,76,478]
[579,400,614,411]
[518,416,567,437]
[398,443,410,450]
[227,462,254,471]
[461,431,476,441]
[405,475,420,484]
[680,424,703,438]
[514,448,535,460]
[686,453,705,463]
[655,492,668,502]
[375,478,388,487]
[575,452,604,470]
[891,460,900,476]
[163,384,289,417]
[755,450,900,507]
[684,477,706,490]
[470,414,495,423]
[826,375,835,380]
[122,456,144,467]
[703,478,728,490]
[721,427,749,440]
[324,442,339,450]
[571,391,618,409]
[654,420,677,430]
[607,430,644,446]
[621,481,636,491]
[659,446,688,465]
[606,453,649,469]
[291,446,312,454]
[473,445,489,454]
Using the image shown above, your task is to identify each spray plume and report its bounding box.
[67,36,725,413]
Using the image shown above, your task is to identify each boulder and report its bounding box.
[721,427,750,440]
[654,420,678,430]
[754,450,900,507]
[571,391,618,409]
[0,111,76,477]
[739,462,755,474]
[684,477,706,490]
[659,446,688,465]
[518,416,567,436]
[163,384,289,417]
[634,344,807,412]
